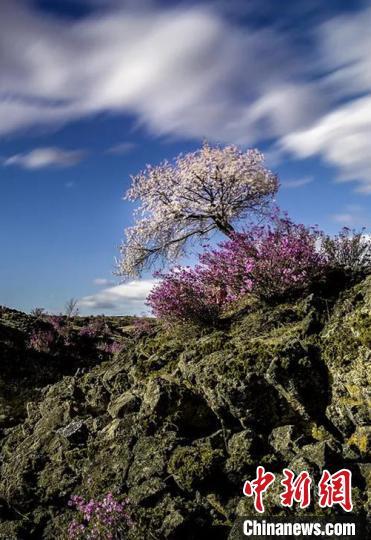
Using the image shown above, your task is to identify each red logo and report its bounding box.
[318,469,353,512]
[243,466,276,513]
[280,469,312,509]
[243,467,353,513]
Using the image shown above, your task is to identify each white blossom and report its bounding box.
[118,142,278,277]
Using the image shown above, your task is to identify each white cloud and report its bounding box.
[2,1,371,192]
[331,204,370,227]
[282,176,313,189]
[281,95,371,193]
[331,213,356,225]
[78,279,156,314]
[93,278,115,286]
[279,6,371,193]
[319,6,371,99]
[4,147,85,169]
[0,0,325,145]
[107,142,137,155]
[245,83,326,139]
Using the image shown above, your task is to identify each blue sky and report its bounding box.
[1,0,371,315]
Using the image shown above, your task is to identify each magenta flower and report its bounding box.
[67,492,132,539]
[147,213,326,324]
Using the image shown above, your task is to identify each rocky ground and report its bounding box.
[0,275,370,539]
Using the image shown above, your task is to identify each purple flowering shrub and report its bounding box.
[28,315,123,359]
[132,317,157,338]
[79,325,99,338]
[147,266,227,325]
[241,217,325,299]
[200,218,324,301]
[67,493,132,539]
[97,341,123,355]
[79,319,108,339]
[47,315,65,332]
[28,315,66,353]
[28,329,55,353]
[148,215,325,324]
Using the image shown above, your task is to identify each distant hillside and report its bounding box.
[0,276,370,538]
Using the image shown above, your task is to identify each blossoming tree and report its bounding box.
[117,142,278,277]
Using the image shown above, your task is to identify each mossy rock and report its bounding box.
[225,430,266,478]
[0,277,370,538]
[168,440,224,492]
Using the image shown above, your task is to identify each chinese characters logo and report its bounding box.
[243,466,353,513]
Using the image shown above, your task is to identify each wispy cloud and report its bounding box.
[0,1,326,145]
[93,278,115,286]
[280,5,371,193]
[331,204,370,227]
[282,176,313,189]
[1,1,371,191]
[106,142,137,155]
[78,279,156,314]
[281,95,371,194]
[4,147,85,169]
[332,213,358,226]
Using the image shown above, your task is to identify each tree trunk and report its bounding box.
[215,219,235,237]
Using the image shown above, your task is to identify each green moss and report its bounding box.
[311,424,332,442]
[347,427,371,456]
[168,441,224,492]
[0,277,370,537]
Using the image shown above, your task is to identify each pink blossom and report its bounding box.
[148,214,325,323]
[67,492,132,539]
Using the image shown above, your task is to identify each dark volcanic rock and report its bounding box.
[0,277,370,538]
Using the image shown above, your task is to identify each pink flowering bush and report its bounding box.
[47,315,65,332]
[28,329,55,353]
[97,341,123,355]
[237,217,325,300]
[147,266,227,325]
[28,315,121,360]
[148,216,325,324]
[79,325,99,338]
[132,317,157,338]
[79,319,108,339]
[67,493,132,539]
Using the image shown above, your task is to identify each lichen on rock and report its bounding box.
[0,277,370,538]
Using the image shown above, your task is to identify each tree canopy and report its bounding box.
[118,143,278,277]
